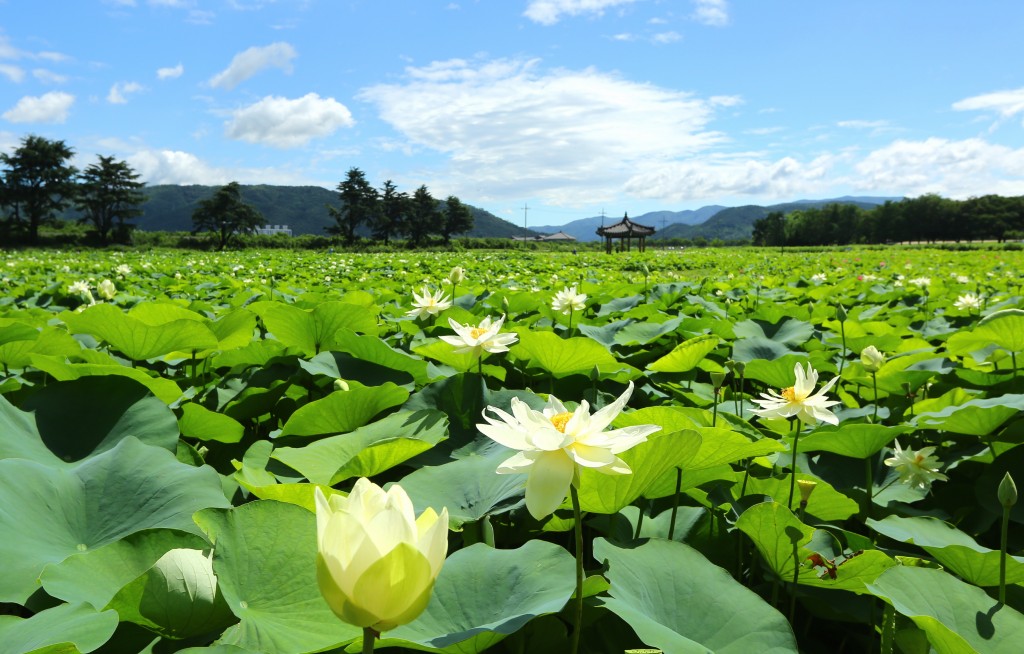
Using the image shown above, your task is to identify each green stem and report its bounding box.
[712,389,719,427]
[880,603,896,654]
[569,486,585,654]
[871,372,878,423]
[788,420,802,510]
[864,456,874,520]
[1000,505,1010,604]
[838,319,847,377]
[362,627,375,654]
[568,308,574,335]
[668,467,682,540]
[789,538,801,624]
[634,497,645,539]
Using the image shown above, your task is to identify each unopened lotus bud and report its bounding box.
[998,472,1018,508]
[333,379,349,392]
[797,479,818,505]
[448,266,466,285]
[860,345,885,373]
[836,304,847,322]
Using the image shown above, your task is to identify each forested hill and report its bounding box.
[132,184,537,238]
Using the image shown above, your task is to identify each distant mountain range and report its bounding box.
[111,186,901,242]
[128,184,537,239]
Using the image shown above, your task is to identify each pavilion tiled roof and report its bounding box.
[596,214,655,237]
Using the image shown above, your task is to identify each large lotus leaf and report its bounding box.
[596,294,644,316]
[376,541,575,653]
[0,437,229,604]
[594,537,798,653]
[327,328,432,385]
[29,353,184,404]
[254,300,378,356]
[742,354,819,389]
[179,403,245,443]
[867,515,1024,587]
[277,382,409,438]
[193,500,361,654]
[799,423,912,459]
[798,550,897,594]
[614,406,709,432]
[40,529,208,610]
[0,602,119,654]
[577,319,632,349]
[687,426,785,469]
[577,430,702,514]
[511,330,625,378]
[582,316,683,350]
[946,308,1024,355]
[64,303,219,361]
[106,547,237,639]
[646,334,720,373]
[395,447,527,529]
[868,566,1024,654]
[731,336,794,363]
[273,410,449,485]
[129,302,206,325]
[0,320,37,368]
[299,350,415,388]
[734,318,814,347]
[17,376,179,463]
[741,475,858,521]
[211,339,289,371]
[913,394,1024,436]
[207,309,258,352]
[736,501,815,580]
[413,339,482,374]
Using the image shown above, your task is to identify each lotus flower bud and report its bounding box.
[97,279,117,301]
[448,266,465,286]
[860,345,885,373]
[333,379,349,392]
[797,479,818,505]
[836,304,847,322]
[999,472,1017,508]
[315,481,449,632]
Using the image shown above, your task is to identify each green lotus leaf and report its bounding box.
[734,318,814,347]
[329,328,432,385]
[647,333,720,373]
[277,382,409,438]
[0,437,230,604]
[63,303,219,361]
[511,330,623,378]
[594,537,798,653]
[412,338,482,374]
[596,294,644,316]
[687,426,786,469]
[0,602,119,654]
[106,547,237,639]
[300,350,415,388]
[742,354,824,389]
[731,336,794,363]
[947,308,1024,355]
[210,339,289,371]
[740,474,858,521]
[29,353,184,404]
[580,316,683,350]
[913,393,1024,436]
[395,447,528,529]
[798,549,897,593]
[179,403,245,443]
[129,302,206,325]
[273,410,449,485]
[577,430,702,514]
[736,501,815,580]
[253,300,378,356]
[613,405,709,432]
[377,541,575,653]
[799,423,912,459]
[194,500,361,654]
[867,515,1024,586]
[868,566,1024,653]
[40,529,208,610]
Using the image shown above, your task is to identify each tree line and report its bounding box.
[752,194,1024,247]
[0,135,473,249]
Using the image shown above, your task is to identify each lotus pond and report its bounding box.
[0,246,1022,654]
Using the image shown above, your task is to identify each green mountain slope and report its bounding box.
[654,200,884,241]
[131,184,535,238]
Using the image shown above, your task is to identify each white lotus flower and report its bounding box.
[860,345,885,373]
[551,286,587,315]
[908,276,931,287]
[477,382,661,519]
[97,278,117,301]
[405,286,452,320]
[953,293,981,311]
[811,273,827,283]
[68,280,95,305]
[315,480,449,633]
[750,362,840,426]
[440,315,518,357]
[884,441,948,491]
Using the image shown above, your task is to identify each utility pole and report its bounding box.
[600,208,605,228]
[522,203,529,229]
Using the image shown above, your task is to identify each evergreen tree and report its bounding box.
[76,155,146,243]
[751,211,786,247]
[372,179,409,245]
[0,135,77,244]
[406,185,438,247]
[440,195,474,244]
[191,181,264,250]
[327,167,378,246]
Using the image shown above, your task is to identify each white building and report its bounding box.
[255,224,292,236]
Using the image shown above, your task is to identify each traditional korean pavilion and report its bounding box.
[595,213,656,253]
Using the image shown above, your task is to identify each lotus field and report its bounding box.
[2,246,1024,654]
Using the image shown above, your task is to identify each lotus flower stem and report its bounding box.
[668,467,682,540]
[569,485,585,654]
[864,456,874,520]
[634,498,645,539]
[787,420,802,510]
[871,371,878,423]
[788,538,800,624]
[362,627,376,654]
[999,472,1017,603]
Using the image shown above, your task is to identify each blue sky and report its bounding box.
[3,1,1023,227]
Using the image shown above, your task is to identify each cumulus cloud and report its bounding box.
[359,57,727,204]
[852,137,1024,198]
[157,63,184,79]
[3,91,75,123]
[225,93,354,148]
[108,81,144,104]
[127,147,320,186]
[524,0,639,26]
[692,0,728,26]
[953,88,1024,123]
[652,31,682,44]
[207,42,296,90]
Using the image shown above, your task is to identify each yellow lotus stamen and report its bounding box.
[469,327,487,339]
[550,411,574,433]
[781,386,797,402]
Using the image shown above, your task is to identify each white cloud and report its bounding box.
[524,0,639,26]
[359,57,727,204]
[157,63,184,79]
[652,31,682,44]
[852,137,1024,198]
[837,119,889,129]
[108,81,144,104]
[225,93,354,148]
[0,63,24,82]
[692,0,728,26]
[3,91,75,123]
[207,42,296,90]
[127,147,321,186]
[952,88,1024,119]
[33,69,68,84]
